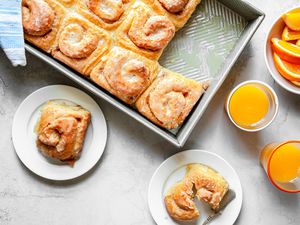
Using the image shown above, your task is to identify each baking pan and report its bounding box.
[25,0,264,147]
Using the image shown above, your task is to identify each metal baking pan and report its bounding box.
[25,0,264,147]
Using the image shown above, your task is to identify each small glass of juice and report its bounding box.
[260,141,300,193]
[225,80,279,132]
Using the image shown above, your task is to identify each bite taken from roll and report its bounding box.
[143,0,202,30]
[115,2,175,60]
[22,0,66,53]
[164,163,229,221]
[52,14,112,75]
[36,101,91,166]
[164,178,199,221]
[90,47,159,104]
[136,68,209,129]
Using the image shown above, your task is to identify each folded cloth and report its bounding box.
[0,0,26,66]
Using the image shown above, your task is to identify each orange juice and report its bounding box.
[229,84,269,126]
[260,141,300,192]
[269,143,300,182]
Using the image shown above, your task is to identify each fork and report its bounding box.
[202,189,236,225]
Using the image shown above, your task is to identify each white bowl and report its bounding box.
[265,7,300,95]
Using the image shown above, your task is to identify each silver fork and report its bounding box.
[202,189,236,225]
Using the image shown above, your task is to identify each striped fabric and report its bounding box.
[0,0,26,66]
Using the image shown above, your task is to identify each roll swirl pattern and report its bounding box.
[136,69,208,129]
[91,47,158,104]
[87,0,125,23]
[115,2,175,59]
[36,101,91,165]
[22,0,55,36]
[164,164,229,221]
[52,16,111,75]
[58,23,99,59]
[158,0,189,13]
[142,0,202,29]
[128,14,175,51]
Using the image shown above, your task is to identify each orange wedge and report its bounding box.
[292,81,300,86]
[273,53,300,82]
[297,40,300,46]
[271,38,300,64]
[282,9,300,31]
[282,26,300,41]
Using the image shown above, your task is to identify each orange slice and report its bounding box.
[273,53,300,82]
[292,81,300,86]
[282,10,300,31]
[282,26,300,41]
[297,40,300,46]
[271,38,300,64]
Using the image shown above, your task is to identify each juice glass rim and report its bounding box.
[226,80,279,132]
[266,140,300,193]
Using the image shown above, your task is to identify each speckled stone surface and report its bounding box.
[0,0,300,224]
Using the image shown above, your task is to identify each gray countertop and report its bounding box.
[0,0,300,224]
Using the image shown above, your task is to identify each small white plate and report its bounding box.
[12,85,107,181]
[148,150,242,225]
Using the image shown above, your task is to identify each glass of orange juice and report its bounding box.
[225,80,279,132]
[260,141,300,193]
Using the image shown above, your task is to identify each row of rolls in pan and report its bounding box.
[22,0,208,130]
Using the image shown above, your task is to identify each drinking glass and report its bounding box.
[260,140,300,193]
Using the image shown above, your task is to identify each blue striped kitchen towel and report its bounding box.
[0,0,26,66]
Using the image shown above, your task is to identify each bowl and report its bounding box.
[265,7,300,95]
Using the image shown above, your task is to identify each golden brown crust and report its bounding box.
[164,179,199,221]
[52,14,112,75]
[36,101,91,165]
[22,0,209,131]
[76,0,135,30]
[142,0,202,30]
[22,0,66,53]
[114,2,175,60]
[136,68,208,129]
[90,47,158,104]
[186,164,229,210]
[164,163,229,221]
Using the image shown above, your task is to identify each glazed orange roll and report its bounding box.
[36,101,91,166]
[90,47,158,104]
[186,164,229,211]
[164,178,199,221]
[115,2,175,60]
[22,0,66,53]
[76,0,135,30]
[52,14,112,76]
[164,164,229,221]
[136,68,209,129]
[143,0,202,30]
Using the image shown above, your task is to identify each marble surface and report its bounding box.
[1,0,300,224]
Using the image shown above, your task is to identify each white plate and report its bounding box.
[148,150,242,225]
[12,85,107,181]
